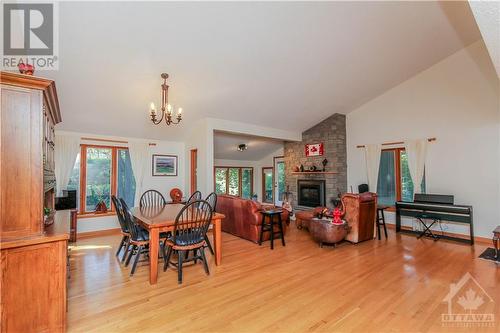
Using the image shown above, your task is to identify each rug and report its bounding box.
[478,247,500,263]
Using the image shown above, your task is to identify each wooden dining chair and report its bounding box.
[120,198,151,276]
[111,195,130,262]
[186,191,202,205]
[162,200,213,284]
[202,192,217,255]
[140,190,167,208]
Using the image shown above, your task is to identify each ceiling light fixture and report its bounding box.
[149,73,182,126]
[237,144,248,152]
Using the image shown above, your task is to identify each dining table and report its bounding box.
[131,204,225,285]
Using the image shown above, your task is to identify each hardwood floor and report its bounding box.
[67,223,499,333]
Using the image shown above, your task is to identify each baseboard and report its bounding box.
[77,228,121,239]
[385,224,491,245]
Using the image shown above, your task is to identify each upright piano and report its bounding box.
[395,194,474,245]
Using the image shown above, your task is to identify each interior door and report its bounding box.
[273,156,285,206]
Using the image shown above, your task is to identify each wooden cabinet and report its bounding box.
[0,86,43,239]
[1,239,67,333]
[0,72,67,333]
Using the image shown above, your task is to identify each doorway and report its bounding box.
[273,156,285,206]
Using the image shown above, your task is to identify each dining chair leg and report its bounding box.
[204,235,214,255]
[193,249,198,264]
[178,250,184,284]
[125,245,136,267]
[200,247,210,275]
[130,245,142,276]
[163,246,173,271]
[121,238,131,263]
[116,235,126,256]
[382,210,388,239]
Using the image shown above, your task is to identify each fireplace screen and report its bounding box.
[297,180,326,207]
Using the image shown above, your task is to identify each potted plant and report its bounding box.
[89,185,108,213]
[43,207,55,226]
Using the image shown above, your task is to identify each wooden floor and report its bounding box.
[68,223,499,333]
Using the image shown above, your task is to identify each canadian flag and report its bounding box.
[305,143,324,157]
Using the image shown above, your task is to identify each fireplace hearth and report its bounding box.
[297,179,326,208]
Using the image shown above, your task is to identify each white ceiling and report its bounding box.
[469,0,500,77]
[214,131,283,161]
[41,1,481,141]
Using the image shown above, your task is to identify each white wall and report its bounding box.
[346,40,500,238]
[214,147,284,201]
[57,131,185,233]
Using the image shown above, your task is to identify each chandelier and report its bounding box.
[149,73,183,125]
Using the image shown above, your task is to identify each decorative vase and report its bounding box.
[18,61,35,75]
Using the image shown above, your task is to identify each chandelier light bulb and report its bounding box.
[178,107,182,115]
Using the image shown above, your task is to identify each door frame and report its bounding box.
[261,167,274,203]
[190,149,197,195]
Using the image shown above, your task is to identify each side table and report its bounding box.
[309,218,350,248]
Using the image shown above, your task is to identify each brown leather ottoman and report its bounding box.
[295,207,326,230]
[309,219,349,247]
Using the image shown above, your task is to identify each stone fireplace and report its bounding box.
[297,179,326,208]
[284,113,347,209]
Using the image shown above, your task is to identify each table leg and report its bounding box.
[213,219,222,266]
[149,228,159,285]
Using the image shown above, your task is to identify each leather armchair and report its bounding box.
[217,195,289,243]
[341,192,377,243]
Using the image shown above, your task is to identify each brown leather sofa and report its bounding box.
[217,195,289,243]
[341,192,377,243]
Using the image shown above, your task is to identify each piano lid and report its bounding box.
[414,193,454,205]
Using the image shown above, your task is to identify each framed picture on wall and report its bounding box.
[152,154,178,176]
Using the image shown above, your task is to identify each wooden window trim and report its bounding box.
[380,147,408,205]
[213,166,254,199]
[77,144,129,216]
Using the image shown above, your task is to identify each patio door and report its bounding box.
[273,156,285,206]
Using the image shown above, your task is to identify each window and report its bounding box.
[377,148,425,206]
[69,145,136,215]
[214,167,253,199]
[262,167,273,203]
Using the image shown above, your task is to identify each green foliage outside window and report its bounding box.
[228,168,239,196]
[85,148,111,211]
[215,168,227,194]
[241,168,252,199]
[277,162,285,201]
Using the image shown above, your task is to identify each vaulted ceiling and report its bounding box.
[42,1,481,141]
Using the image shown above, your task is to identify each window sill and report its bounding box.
[77,212,117,219]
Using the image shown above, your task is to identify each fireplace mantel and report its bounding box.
[291,171,337,175]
